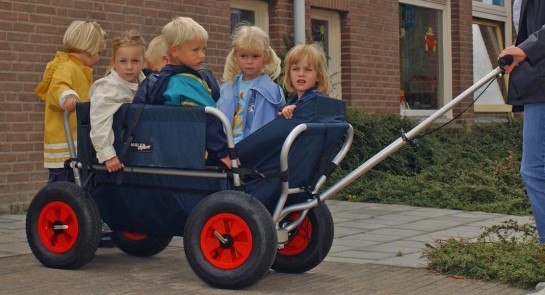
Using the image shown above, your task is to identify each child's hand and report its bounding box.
[219,156,232,169]
[280,105,296,119]
[64,96,77,112]
[105,156,124,173]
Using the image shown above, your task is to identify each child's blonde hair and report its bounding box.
[63,20,106,56]
[162,16,208,59]
[107,30,145,73]
[283,43,331,96]
[112,30,146,58]
[145,34,168,68]
[222,25,281,82]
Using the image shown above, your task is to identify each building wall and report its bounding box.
[0,0,474,212]
[451,0,475,124]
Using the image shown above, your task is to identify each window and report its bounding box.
[474,0,505,7]
[231,9,255,32]
[472,20,511,112]
[472,1,511,113]
[399,1,451,117]
[230,0,269,34]
[311,9,342,99]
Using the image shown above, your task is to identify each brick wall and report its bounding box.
[0,0,473,212]
[0,0,233,213]
[451,0,475,124]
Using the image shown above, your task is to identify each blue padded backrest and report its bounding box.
[235,95,348,212]
[236,95,346,166]
[76,103,207,170]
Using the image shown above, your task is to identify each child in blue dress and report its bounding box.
[217,25,285,143]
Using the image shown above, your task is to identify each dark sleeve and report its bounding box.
[198,68,221,102]
[132,78,149,104]
[204,115,228,163]
[519,24,545,65]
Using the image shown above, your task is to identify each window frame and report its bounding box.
[230,0,269,34]
[310,8,342,99]
[472,19,512,112]
[399,0,453,118]
[472,1,512,113]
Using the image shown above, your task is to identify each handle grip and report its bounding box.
[498,55,514,67]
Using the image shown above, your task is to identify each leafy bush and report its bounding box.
[424,220,545,289]
[328,109,530,215]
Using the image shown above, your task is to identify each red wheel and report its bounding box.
[111,231,172,257]
[200,213,253,269]
[122,232,147,241]
[277,212,312,256]
[37,201,79,254]
[184,191,277,289]
[272,202,334,273]
[26,181,101,269]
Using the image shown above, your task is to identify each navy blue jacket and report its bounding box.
[286,89,324,106]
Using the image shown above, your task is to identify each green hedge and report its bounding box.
[327,109,530,215]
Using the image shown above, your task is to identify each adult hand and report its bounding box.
[498,45,527,74]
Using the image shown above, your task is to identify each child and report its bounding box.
[133,17,230,168]
[217,25,285,143]
[89,30,146,173]
[141,34,220,101]
[279,43,332,119]
[144,34,169,73]
[35,20,106,183]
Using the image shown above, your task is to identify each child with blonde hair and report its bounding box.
[141,34,221,101]
[35,20,106,183]
[279,43,333,119]
[217,24,285,143]
[144,34,169,73]
[90,30,146,173]
[133,17,230,168]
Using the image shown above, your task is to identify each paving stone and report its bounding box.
[0,200,533,294]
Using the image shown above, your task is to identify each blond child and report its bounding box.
[144,34,169,72]
[217,25,285,143]
[141,34,220,100]
[280,43,332,119]
[89,30,146,173]
[133,17,230,168]
[35,20,106,183]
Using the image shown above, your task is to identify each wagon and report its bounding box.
[25,62,509,289]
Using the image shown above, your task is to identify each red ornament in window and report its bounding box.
[424,26,436,52]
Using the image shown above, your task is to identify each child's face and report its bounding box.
[289,57,318,98]
[169,39,206,70]
[234,49,266,80]
[113,46,145,83]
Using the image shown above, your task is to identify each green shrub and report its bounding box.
[424,220,545,289]
[328,109,529,215]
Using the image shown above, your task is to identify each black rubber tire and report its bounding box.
[272,201,334,273]
[25,181,101,269]
[111,231,172,257]
[183,191,277,289]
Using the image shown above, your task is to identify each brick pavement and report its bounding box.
[0,246,528,295]
[0,200,536,294]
